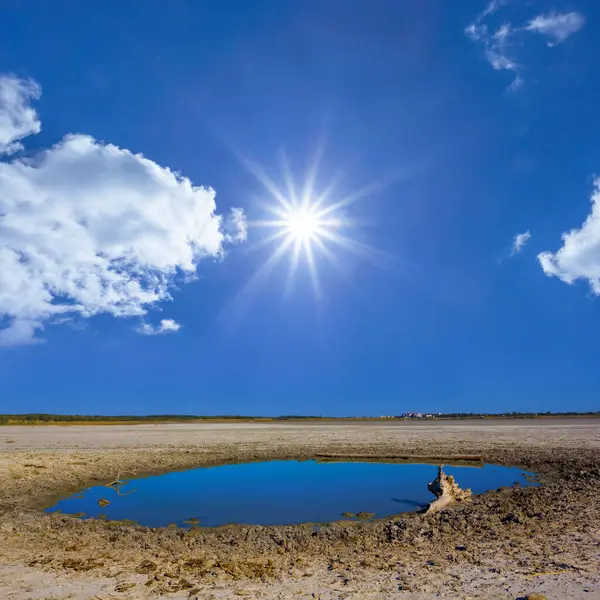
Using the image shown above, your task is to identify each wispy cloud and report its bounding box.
[466,4,585,88]
[137,319,181,336]
[473,0,507,23]
[525,11,585,46]
[0,75,41,155]
[0,74,246,347]
[465,2,522,90]
[224,207,248,244]
[512,231,532,255]
[538,179,600,295]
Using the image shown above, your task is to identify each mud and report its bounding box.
[0,419,599,598]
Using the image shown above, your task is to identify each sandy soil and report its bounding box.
[1,419,599,599]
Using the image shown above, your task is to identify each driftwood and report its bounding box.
[425,465,472,513]
[104,471,137,497]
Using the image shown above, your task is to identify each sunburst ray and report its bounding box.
[235,150,395,306]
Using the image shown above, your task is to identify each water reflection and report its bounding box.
[46,460,535,528]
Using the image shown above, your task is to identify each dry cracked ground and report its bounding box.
[0,419,599,599]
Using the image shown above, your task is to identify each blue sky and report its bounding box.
[0,0,599,416]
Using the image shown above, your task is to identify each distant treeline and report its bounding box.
[435,411,600,419]
[0,414,324,424]
[0,411,598,424]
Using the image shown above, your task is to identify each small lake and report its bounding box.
[46,460,535,527]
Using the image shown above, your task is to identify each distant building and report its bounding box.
[397,412,437,419]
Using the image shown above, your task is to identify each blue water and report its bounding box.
[45,461,534,527]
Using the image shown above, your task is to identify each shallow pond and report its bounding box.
[46,460,535,527]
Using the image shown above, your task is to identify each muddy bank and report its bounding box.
[1,420,599,597]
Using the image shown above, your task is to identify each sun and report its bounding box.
[236,147,391,299]
[284,206,321,242]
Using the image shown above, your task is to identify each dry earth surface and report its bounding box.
[0,419,599,599]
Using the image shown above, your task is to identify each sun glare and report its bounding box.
[235,146,393,299]
[284,207,320,241]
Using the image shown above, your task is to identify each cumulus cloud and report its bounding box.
[0,75,246,347]
[137,319,181,336]
[526,11,585,45]
[0,75,41,155]
[512,231,531,254]
[538,179,600,295]
[466,3,585,88]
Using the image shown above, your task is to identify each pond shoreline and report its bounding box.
[43,459,534,528]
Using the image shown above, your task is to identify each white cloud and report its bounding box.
[485,46,523,91]
[526,11,585,45]
[224,207,248,243]
[493,23,512,41]
[0,75,246,347]
[137,319,181,336]
[0,318,43,347]
[479,0,504,21]
[512,231,531,254]
[475,0,506,23]
[465,8,522,90]
[538,179,600,295]
[465,4,584,88]
[0,75,41,155]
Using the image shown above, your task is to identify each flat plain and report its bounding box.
[1,418,599,599]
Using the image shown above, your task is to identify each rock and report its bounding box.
[114,582,136,592]
[502,511,524,524]
[385,519,407,542]
[356,512,375,521]
[136,560,157,574]
[520,595,548,600]
[97,498,110,508]
[425,466,472,514]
